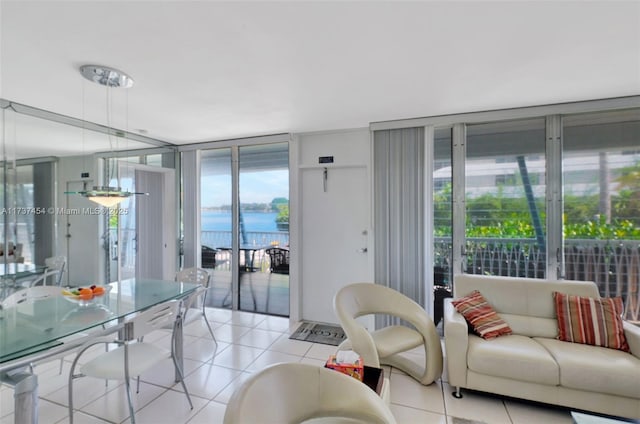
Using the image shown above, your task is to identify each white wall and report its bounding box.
[293,128,374,325]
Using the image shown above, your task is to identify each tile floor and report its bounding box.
[0,308,632,424]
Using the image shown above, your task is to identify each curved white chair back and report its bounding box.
[173,267,217,344]
[223,363,397,424]
[334,283,443,385]
[44,256,67,285]
[175,267,210,287]
[2,286,61,307]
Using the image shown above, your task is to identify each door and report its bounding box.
[301,165,370,324]
[66,180,99,285]
[115,164,176,281]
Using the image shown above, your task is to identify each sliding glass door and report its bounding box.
[199,142,289,316]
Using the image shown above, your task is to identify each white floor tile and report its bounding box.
[79,381,166,423]
[304,343,339,360]
[228,310,267,327]
[211,345,264,371]
[245,350,302,372]
[390,404,448,424]
[204,308,232,324]
[186,400,227,424]
[182,337,223,363]
[139,357,204,388]
[212,324,252,344]
[182,319,220,338]
[504,398,573,424]
[55,410,111,424]
[268,333,313,356]
[213,372,253,404]
[172,363,243,400]
[442,382,511,424]
[121,388,208,424]
[44,375,122,409]
[390,373,445,414]
[235,328,282,349]
[255,315,290,332]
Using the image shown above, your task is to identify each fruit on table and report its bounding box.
[92,286,105,295]
[78,292,93,300]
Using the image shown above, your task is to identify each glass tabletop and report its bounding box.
[0,263,46,280]
[0,278,198,364]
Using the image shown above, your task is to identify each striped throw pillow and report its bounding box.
[451,290,512,339]
[554,292,629,352]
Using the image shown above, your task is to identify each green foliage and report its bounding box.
[271,197,288,213]
[433,169,640,239]
[275,204,289,223]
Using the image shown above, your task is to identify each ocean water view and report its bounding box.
[201,210,289,248]
[202,210,282,232]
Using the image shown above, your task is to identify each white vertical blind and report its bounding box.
[373,127,425,328]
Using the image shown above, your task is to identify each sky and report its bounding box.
[201,169,288,207]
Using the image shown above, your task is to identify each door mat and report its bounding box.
[289,321,346,346]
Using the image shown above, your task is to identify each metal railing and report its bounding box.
[201,230,289,249]
[434,237,640,322]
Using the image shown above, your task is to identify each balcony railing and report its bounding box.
[201,230,289,249]
[435,237,640,322]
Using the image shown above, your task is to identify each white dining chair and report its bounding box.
[44,255,67,286]
[173,267,217,344]
[1,286,70,374]
[26,269,61,288]
[67,300,193,424]
[1,285,61,307]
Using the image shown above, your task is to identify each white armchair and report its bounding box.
[334,283,443,386]
[223,363,397,424]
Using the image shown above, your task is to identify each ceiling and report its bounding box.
[1,1,639,157]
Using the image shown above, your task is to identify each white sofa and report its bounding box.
[444,274,640,419]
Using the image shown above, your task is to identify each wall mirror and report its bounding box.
[1,99,176,285]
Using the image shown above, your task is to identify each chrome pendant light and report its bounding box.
[67,65,146,207]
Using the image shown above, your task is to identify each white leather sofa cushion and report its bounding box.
[500,313,558,338]
[535,338,640,399]
[467,334,559,386]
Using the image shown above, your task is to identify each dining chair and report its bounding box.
[174,267,217,344]
[26,268,61,288]
[2,286,70,374]
[68,300,193,424]
[44,255,67,286]
[265,247,289,275]
[223,362,397,424]
[1,285,61,307]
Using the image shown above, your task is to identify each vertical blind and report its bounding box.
[373,127,425,328]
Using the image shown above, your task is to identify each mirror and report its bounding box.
[1,99,176,285]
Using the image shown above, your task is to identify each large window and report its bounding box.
[563,110,640,321]
[465,119,547,278]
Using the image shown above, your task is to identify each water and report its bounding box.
[201,211,281,232]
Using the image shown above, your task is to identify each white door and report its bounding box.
[301,166,370,324]
[117,164,176,281]
[65,180,100,285]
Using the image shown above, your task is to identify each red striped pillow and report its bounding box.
[451,290,512,339]
[553,292,629,352]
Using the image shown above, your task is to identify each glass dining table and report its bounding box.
[0,264,47,299]
[0,278,199,424]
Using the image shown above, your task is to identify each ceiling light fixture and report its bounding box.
[66,65,147,207]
